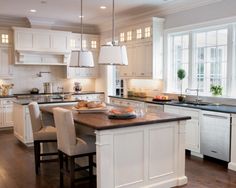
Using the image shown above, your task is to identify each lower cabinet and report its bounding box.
[109,97,143,108]
[146,103,163,113]
[164,105,200,154]
[0,98,14,129]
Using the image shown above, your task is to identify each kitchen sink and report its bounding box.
[174,101,219,106]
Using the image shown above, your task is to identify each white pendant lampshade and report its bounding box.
[99,45,128,65]
[69,0,94,68]
[78,51,94,67]
[98,0,128,66]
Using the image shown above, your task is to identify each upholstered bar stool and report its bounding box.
[53,107,96,188]
[28,102,57,175]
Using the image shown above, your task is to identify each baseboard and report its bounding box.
[191,151,203,158]
[228,162,236,171]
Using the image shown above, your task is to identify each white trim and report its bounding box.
[165,16,236,34]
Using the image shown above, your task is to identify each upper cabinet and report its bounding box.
[0,30,13,78]
[117,17,164,79]
[13,27,71,65]
[67,33,100,78]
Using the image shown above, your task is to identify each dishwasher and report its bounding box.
[200,110,231,162]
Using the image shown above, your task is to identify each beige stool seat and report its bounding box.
[53,107,96,188]
[28,102,57,175]
[33,126,57,141]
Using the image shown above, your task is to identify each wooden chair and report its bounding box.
[53,107,96,188]
[28,102,57,175]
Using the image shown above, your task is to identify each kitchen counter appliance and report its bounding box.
[200,110,231,162]
[43,82,53,93]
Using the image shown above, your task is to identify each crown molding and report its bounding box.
[0,15,29,28]
[99,0,223,32]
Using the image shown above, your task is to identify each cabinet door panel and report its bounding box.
[185,119,199,152]
[34,33,51,50]
[0,47,13,77]
[52,35,68,51]
[16,32,33,49]
[3,105,13,127]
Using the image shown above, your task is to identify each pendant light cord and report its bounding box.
[112,0,115,46]
[80,0,83,51]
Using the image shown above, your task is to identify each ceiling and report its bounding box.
[0,0,222,31]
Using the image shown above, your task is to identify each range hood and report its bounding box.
[13,27,71,66]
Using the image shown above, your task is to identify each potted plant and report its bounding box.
[177,69,186,102]
[210,84,223,96]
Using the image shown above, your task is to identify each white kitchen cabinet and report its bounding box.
[164,105,201,154]
[73,93,105,101]
[0,98,14,129]
[13,27,71,65]
[109,97,144,108]
[117,17,164,79]
[0,47,13,78]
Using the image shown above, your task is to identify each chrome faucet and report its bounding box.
[185,88,201,103]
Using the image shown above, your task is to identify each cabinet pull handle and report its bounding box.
[202,113,229,119]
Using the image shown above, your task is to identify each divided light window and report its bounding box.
[127,31,132,41]
[82,40,87,49]
[120,32,125,42]
[167,26,229,96]
[145,27,151,38]
[136,29,142,39]
[1,34,8,44]
[91,40,97,49]
[167,33,189,93]
[193,29,228,94]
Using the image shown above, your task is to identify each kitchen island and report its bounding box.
[41,105,191,188]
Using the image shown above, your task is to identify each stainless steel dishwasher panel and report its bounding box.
[200,111,231,162]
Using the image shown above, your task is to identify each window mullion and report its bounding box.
[189,31,193,90]
[227,24,234,96]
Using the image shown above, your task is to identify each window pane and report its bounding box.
[196,33,205,47]
[207,31,217,46]
[217,29,227,45]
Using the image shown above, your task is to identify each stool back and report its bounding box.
[53,107,77,155]
[28,102,43,133]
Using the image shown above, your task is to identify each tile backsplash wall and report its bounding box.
[127,79,163,97]
[2,66,96,94]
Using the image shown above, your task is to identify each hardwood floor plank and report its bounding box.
[1,130,236,188]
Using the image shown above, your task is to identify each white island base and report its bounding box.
[95,121,187,188]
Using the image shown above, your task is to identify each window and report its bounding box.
[193,29,227,94]
[166,26,230,96]
[127,31,132,41]
[1,34,8,44]
[91,40,97,49]
[167,33,189,93]
[136,29,142,39]
[120,32,125,42]
[82,40,87,49]
[144,27,151,38]
[70,39,76,48]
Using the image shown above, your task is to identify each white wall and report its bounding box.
[1,65,96,94]
[164,0,236,29]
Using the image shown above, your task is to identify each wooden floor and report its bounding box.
[1,130,236,188]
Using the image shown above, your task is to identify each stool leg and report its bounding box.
[89,154,93,187]
[69,156,75,188]
[59,151,64,188]
[34,141,40,175]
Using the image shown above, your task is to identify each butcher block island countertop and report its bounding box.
[41,105,190,188]
[40,105,191,130]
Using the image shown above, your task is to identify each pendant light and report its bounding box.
[70,0,94,67]
[98,0,128,66]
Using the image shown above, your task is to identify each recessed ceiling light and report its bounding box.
[30,9,37,13]
[100,6,107,9]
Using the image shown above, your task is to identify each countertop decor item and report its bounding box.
[69,0,94,68]
[30,88,39,94]
[73,82,82,93]
[98,0,128,66]
[210,84,223,96]
[177,68,186,102]
[1,84,14,96]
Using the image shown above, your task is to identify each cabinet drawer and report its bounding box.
[179,108,199,119]
[1,99,13,105]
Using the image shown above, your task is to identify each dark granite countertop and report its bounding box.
[13,91,105,105]
[14,91,104,96]
[0,95,15,98]
[109,95,236,114]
